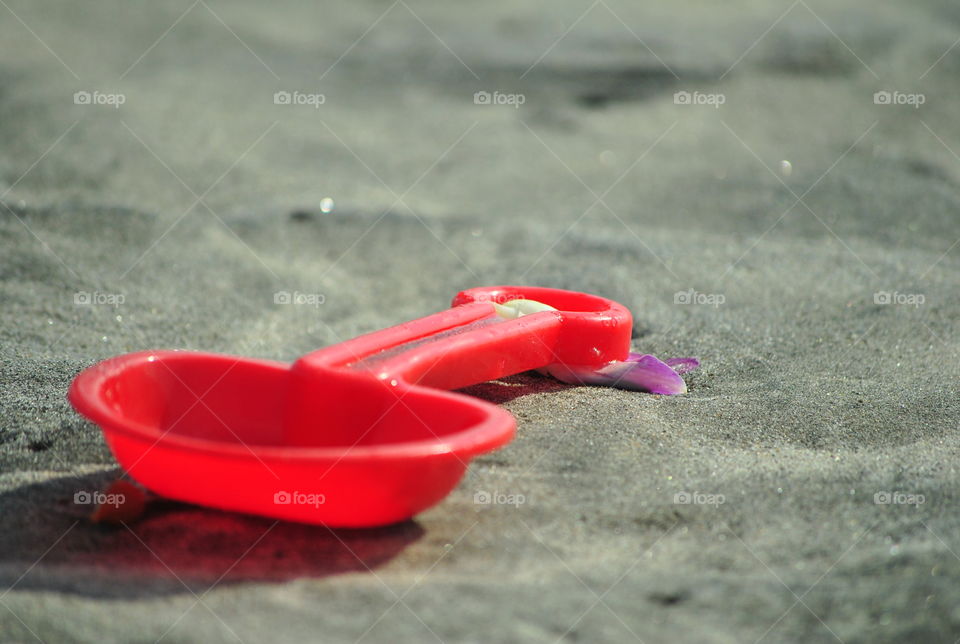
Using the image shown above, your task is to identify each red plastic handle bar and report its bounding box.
[296,286,633,390]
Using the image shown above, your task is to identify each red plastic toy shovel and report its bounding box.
[69,286,655,527]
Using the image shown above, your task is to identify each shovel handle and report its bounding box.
[294,286,633,391]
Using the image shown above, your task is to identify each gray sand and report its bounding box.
[1,1,959,642]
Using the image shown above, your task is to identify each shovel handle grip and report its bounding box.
[294,286,633,391]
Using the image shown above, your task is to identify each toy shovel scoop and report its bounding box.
[68,286,694,527]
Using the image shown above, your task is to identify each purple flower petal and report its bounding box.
[664,357,700,375]
[604,354,688,394]
[542,353,696,395]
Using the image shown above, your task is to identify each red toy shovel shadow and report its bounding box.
[69,286,652,527]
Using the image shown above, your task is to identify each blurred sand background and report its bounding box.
[1,0,959,641]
